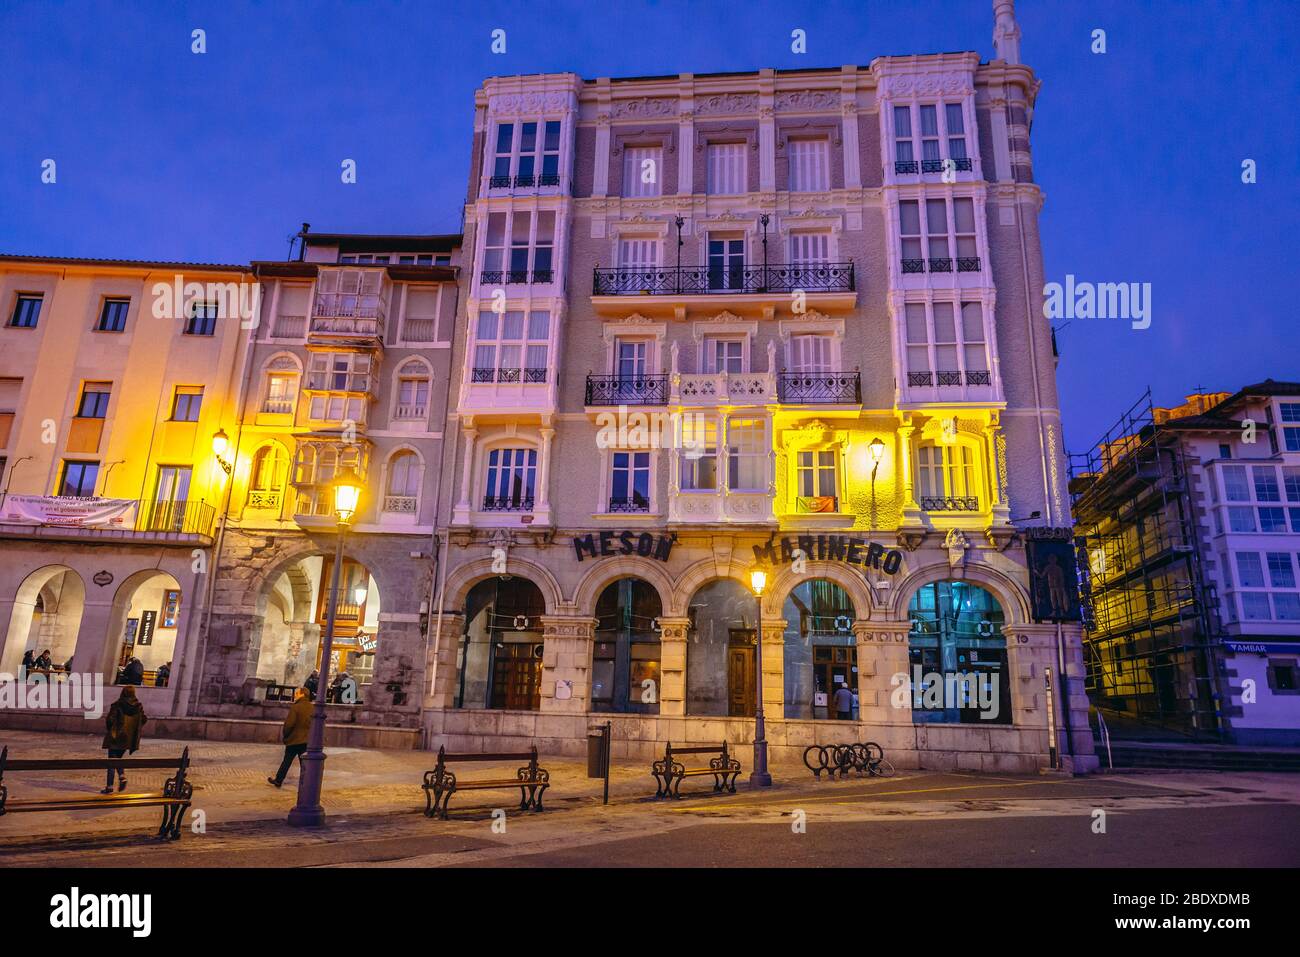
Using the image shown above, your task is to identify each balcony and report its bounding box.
[271,314,307,339]
[585,374,670,406]
[903,258,981,276]
[907,370,991,388]
[473,367,547,384]
[668,489,775,525]
[593,262,854,297]
[673,371,776,407]
[608,495,650,514]
[0,496,216,544]
[777,371,861,405]
[246,490,282,511]
[480,270,550,286]
[309,294,385,342]
[896,158,973,175]
[482,495,535,512]
[921,496,981,512]
[383,495,417,514]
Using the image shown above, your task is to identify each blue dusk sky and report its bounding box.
[1,0,1297,453]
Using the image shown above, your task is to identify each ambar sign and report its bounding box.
[753,534,904,574]
[574,530,677,562]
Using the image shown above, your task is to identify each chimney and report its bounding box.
[993,0,1022,64]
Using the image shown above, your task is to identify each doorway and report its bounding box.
[728,629,756,716]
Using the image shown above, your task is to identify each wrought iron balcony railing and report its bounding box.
[139,498,216,536]
[585,374,670,406]
[928,258,953,273]
[488,175,512,188]
[956,257,981,272]
[479,269,548,285]
[592,262,854,296]
[908,370,991,387]
[777,371,861,404]
[537,173,561,186]
[902,258,925,274]
[921,496,980,512]
[894,160,919,174]
[482,494,535,512]
[965,370,991,385]
[898,157,972,174]
[608,495,650,513]
[471,367,548,384]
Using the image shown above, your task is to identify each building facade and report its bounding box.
[1073,382,1300,746]
[426,3,1097,771]
[0,254,253,720]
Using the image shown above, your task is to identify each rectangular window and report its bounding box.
[932,303,959,373]
[614,338,648,379]
[905,303,930,377]
[945,103,967,160]
[1228,506,1257,532]
[788,138,829,192]
[899,201,923,271]
[1253,466,1281,501]
[622,146,663,197]
[789,333,833,374]
[1259,507,1287,532]
[788,232,830,266]
[509,211,531,282]
[797,449,838,499]
[610,451,650,510]
[1241,593,1272,621]
[706,142,746,195]
[618,237,659,269]
[307,352,369,392]
[541,120,561,180]
[1284,467,1300,502]
[185,300,218,336]
[483,212,507,276]
[483,448,536,509]
[472,311,549,382]
[516,122,537,182]
[919,104,940,162]
[960,302,988,372]
[707,236,745,290]
[916,444,977,504]
[58,460,99,497]
[704,337,744,374]
[1274,593,1300,621]
[76,382,111,418]
[1221,465,1250,501]
[893,106,914,163]
[171,386,203,422]
[492,123,514,181]
[680,417,718,491]
[926,199,949,266]
[1235,552,1265,588]
[97,298,129,332]
[9,294,42,328]
[727,417,767,491]
[1267,552,1295,589]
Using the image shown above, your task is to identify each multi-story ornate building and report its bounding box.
[427,0,1096,771]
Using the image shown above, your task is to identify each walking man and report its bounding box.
[267,687,314,788]
[833,680,854,721]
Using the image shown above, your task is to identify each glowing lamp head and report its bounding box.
[353,583,368,606]
[749,567,768,596]
[869,436,886,463]
[331,467,363,523]
[211,428,230,457]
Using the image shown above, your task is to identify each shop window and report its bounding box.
[906,579,1011,724]
[782,579,856,720]
[455,577,546,710]
[592,578,662,714]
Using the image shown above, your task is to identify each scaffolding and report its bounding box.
[1068,389,1223,739]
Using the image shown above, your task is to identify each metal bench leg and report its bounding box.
[672,774,684,799]
[652,771,664,798]
[423,787,436,818]
[533,781,547,812]
[519,785,531,811]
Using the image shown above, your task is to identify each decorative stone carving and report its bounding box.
[613,97,677,119]
[944,528,970,567]
[897,526,928,551]
[775,90,839,112]
[489,90,574,117]
[879,73,973,99]
[696,93,759,115]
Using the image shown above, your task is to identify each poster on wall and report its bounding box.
[0,495,138,528]
[123,618,139,647]
[1024,528,1083,623]
[162,590,181,628]
[137,609,157,646]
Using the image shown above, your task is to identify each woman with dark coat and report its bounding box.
[20,650,35,673]
[101,686,148,794]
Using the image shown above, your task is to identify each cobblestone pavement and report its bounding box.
[1,730,1296,867]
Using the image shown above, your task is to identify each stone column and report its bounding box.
[759,616,787,719]
[657,616,690,716]
[539,615,596,714]
[854,621,912,728]
[424,613,464,710]
[1002,621,1096,772]
[841,100,861,188]
[452,423,477,523]
[536,426,555,519]
[986,416,1011,525]
[897,421,922,523]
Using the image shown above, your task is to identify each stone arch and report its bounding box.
[888,559,1031,625]
[571,558,675,618]
[102,569,185,681]
[281,562,314,622]
[442,554,563,615]
[763,561,874,620]
[238,541,393,617]
[666,556,752,618]
[1,565,86,674]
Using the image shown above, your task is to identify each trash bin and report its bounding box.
[587,726,609,778]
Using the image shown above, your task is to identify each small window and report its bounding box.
[788,138,830,192]
[1219,444,1232,459]
[706,142,746,196]
[76,382,112,418]
[58,460,99,497]
[622,145,663,198]
[171,386,203,422]
[97,298,130,332]
[185,300,218,336]
[9,294,43,328]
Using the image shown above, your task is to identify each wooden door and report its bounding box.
[727,636,756,717]
[492,643,541,711]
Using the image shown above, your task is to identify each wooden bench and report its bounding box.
[0,745,194,840]
[422,745,549,820]
[652,741,741,798]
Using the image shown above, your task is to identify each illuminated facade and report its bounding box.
[0,254,253,718]
[426,1,1097,771]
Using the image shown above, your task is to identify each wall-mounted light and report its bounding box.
[353,583,368,606]
[869,436,886,481]
[211,429,233,475]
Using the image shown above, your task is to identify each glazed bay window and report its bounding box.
[726,417,768,491]
[796,449,838,512]
[609,451,651,512]
[473,310,549,383]
[481,210,554,284]
[706,142,746,195]
[307,352,369,391]
[916,443,979,511]
[905,302,989,386]
[899,198,978,273]
[788,138,829,192]
[1282,403,1300,451]
[622,145,663,198]
[490,120,562,188]
[483,448,537,511]
[893,102,972,174]
[679,417,718,491]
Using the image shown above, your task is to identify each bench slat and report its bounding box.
[451,780,534,789]
[437,752,534,763]
[2,758,187,772]
[6,796,184,810]
[669,747,726,755]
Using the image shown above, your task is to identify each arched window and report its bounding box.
[262,355,300,415]
[907,579,1010,724]
[248,444,288,508]
[393,359,431,420]
[592,579,662,715]
[916,441,979,511]
[686,578,757,717]
[384,450,420,512]
[782,579,856,720]
[456,577,546,710]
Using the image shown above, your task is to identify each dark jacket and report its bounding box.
[282,697,314,746]
[102,694,148,752]
[121,658,144,685]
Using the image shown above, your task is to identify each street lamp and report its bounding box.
[288,465,363,827]
[211,428,233,475]
[869,436,886,529]
[748,565,773,787]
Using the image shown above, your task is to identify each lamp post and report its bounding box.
[674,215,684,294]
[287,466,363,827]
[759,213,770,292]
[211,429,233,475]
[868,436,886,531]
[748,566,772,787]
